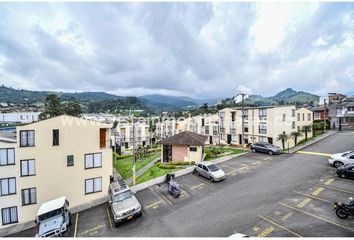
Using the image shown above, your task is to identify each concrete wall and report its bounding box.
[172,145,187,162]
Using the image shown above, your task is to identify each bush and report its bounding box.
[113,152,133,160]
[157,163,177,169]
[168,161,195,165]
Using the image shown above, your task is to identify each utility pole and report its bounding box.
[323,99,327,133]
[240,93,246,150]
[132,117,136,186]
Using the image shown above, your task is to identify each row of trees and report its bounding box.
[39,94,82,119]
[276,125,312,150]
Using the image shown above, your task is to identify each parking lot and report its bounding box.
[12,131,354,237]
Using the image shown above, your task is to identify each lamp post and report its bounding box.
[236,93,246,150]
[323,99,327,133]
[132,116,136,186]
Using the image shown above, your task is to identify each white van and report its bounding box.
[35,197,72,237]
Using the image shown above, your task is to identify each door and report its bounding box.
[227,134,232,144]
[268,137,273,144]
[202,165,209,178]
[163,145,172,163]
[209,136,213,144]
[348,167,354,178]
[257,144,266,153]
[239,135,242,145]
[100,128,106,148]
[125,142,129,149]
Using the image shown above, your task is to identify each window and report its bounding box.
[259,136,267,142]
[292,121,295,129]
[302,113,305,121]
[21,160,35,176]
[297,113,300,121]
[202,166,208,171]
[213,126,218,135]
[297,126,300,132]
[244,122,249,133]
[259,123,267,134]
[231,135,237,142]
[259,109,267,117]
[292,109,295,117]
[201,118,205,127]
[189,147,197,152]
[231,112,236,122]
[67,155,74,167]
[1,207,18,225]
[205,126,209,135]
[242,110,249,118]
[0,148,15,166]
[52,129,59,146]
[282,114,286,122]
[21,188,36,205]
[85,177,102,194]
[85,153,102,169]
[0,178,16,196]
[307,113,311,121]
[20,130,35,147]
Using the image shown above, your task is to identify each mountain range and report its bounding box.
[0,85,321,113]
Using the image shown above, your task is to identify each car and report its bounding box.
[328,150,354,168]
[108,178,142,227]
[229,233,251,238]
[35,197,72,237]
[250,142,282,155]
[193,161,225,182]
[336,163,354,179]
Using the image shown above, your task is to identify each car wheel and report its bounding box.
[334,161,344,168]
[336,208,348,219]
[268,151,273,155]
[196,171,200,176]
[340,173,347,179]
[210,177,215,182]
[193,169,196,174]
[252,149,256,153]
[114,221,120,228]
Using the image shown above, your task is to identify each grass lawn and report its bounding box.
[135,163,181,185]
[114,152,160,180]
[205,147,247,161]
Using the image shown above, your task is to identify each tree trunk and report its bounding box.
[295,137,297,146]
[282,140,285,150]
[305,132,308,141]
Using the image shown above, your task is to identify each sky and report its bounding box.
[0,2,354,99]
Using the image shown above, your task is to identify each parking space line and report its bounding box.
[258,215,302,237]
[311,187,324,196]
[191,183,204,190]
[279,202,354,233]
[105,207,113,231]
[263,157,272,161]
[295,191,332,204]
[297,198,311,208]
[324,178,334,185]
[251,161,262,165]
[308,182,354,195]
[334,176,354,183]
[149,187,173,205]
[74,213,79,238]
[191,175,214,186]
[226,170,237,176]
[145,201,161,209]
[296,151,332,157]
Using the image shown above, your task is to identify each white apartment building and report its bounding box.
[0,112,41,124]
[0,115,113,236]
[115,121,150,151]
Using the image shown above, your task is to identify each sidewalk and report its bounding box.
[125,157,160,185]
[289,130,337,153]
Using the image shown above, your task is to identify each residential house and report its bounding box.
[115,120,150,151]
[0,115,112,236]
[329,99,354,130]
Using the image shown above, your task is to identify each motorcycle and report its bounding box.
[333,197,354,219]
[165,173,180,198]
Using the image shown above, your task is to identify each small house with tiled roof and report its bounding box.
[158,131,208,163]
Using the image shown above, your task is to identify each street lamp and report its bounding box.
[236,93,247,150]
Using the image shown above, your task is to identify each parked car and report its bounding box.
[35,197,72,237]
[250,142,282,155]
[193,161,225,182]
[328,150,354,168]
[108,179,142,227]
[336,163,354,179]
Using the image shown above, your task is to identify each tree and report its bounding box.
[61,102,82,117]
[290,131,302,146]
[112,120,118,129]
[301,125,312,142]
[312,122,322,136]
[39,94,63,119]
[277,132,289,151]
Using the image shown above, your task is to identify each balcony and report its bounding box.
[230,128,236,134]
[213,131,218,136]
[220,127,225,133]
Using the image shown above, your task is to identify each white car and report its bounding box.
[328,151,354,168]
[194,162,225,182]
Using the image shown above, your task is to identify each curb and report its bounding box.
[288,131,337,153]
[130,151,250,193]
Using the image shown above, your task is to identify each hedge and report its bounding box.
[157,163,177,169]
[113,152,133,160]
[168,161,195,166]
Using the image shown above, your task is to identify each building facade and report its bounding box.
[0,115,113,236]
[0,112,41,124]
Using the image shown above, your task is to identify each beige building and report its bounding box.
[115,121,150,151]
[0,115,113,236]
[159,131,207,164]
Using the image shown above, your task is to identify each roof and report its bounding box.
[0,132,16,143]
[158,131,208,146]
[37,197,67,216]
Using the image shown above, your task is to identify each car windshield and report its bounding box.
[112,190,133,203]
[342,151,354,157]
[208,164,219,172]
[38,208,63,222]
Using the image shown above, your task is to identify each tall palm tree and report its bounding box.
[301,125,312,141]
[290,131,302,146]
[277,132,289,151]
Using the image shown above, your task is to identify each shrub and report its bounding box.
[157,163,176,169]
[168,161,195,165]
[113,152,133,160]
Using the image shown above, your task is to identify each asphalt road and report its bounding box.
[109,131,354,237]
[11,131,354,237]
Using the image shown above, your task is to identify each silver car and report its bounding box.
[193,161,225,182]
[108,179,142,227]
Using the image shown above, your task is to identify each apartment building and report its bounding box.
[217,106,313,149]
[329,99,354,130]
[115,121,150,151]
[0,112,41,124]
[0,115,112,236]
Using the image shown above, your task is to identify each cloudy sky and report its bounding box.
[0,2,354,99]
